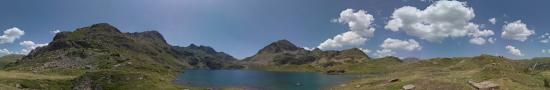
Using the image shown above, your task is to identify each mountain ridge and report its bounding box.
[243,39,370,66]
[2,23,241,90]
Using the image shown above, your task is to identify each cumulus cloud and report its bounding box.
[19,41,48,54]
[489,18,496,24]
[468,29,495,45]
[505,45,524,56]
[374,38,421,57]
[318,9,375,50]
[488,37,496,44]
[318,32,367,50]
[0,27,25,44]
[501,20,535,42]
[51,30,61,34]
[469,37,486,45]
[380,38,422,51]
[385,0,490,43]
[375,49,395,57]
[470,29,495,37]
[0,49,11,56]
[539,33,550,43]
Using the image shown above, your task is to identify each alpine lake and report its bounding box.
[175,70,357,90]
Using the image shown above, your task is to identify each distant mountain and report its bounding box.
[3,23,240,89]
[243,39,370,66]
[172,44,242,69]
[8,23,185,72]
[0,54,24,68]
[313,48,370,64]
[243,39,310,65]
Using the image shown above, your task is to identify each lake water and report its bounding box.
[174,70,356,90]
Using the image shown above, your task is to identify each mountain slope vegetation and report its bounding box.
[0,23,240,90]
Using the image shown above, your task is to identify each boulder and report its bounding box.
[402,84,415,90]
[388,78,400,83]
[468,81,499,90]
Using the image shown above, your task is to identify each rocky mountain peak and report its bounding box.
[188,44,198,48]
[84,23,121,33]
[257,39,301,54]
[341,48,365,54]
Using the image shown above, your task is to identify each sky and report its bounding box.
[0,0,549,59]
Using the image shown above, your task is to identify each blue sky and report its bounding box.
[0,0,549,59]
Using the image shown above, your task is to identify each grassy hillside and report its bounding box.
[0,70,75,90]
[332,55,550,90]
[0,23,240,90]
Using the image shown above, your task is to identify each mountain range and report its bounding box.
[1,23,242,89]
[0,23,550,90]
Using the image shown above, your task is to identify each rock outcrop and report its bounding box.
[468,81,499,90]
[402,84,415,90]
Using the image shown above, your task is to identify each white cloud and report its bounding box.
[51,30,61,34]
[318,9,375,50]
[501,20,535,42]
[470,29,495,37]
[385,0,488,42]
[303,47,315,51]
[0,27,25,44]
[469,37,486,45]
[488,37,496,44]
[375,49,395,58]
[489,18,496,24]
[374,38,421,57]
[380,38,422,51]
[505,45,524,56]
[539,33,550,43]
[19,41,48,54]
[541,40,549,43]
[0,49,12,57]
[359,48,371,54]
[468,29,495,45]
